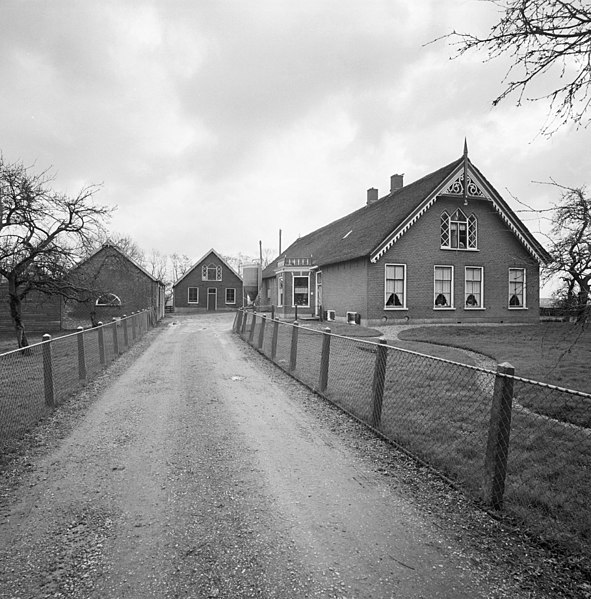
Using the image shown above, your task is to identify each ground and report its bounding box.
[0,313,588,598]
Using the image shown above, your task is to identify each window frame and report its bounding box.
[188,287,199,304]
[202,263,222,281]
[95,292,122,307]
[440,209,478,250]
[464,266,484,310]
[433,265,454,309]
[225,288,236,305]
[292,273,310,308]
[508,268,527,309]
[384,263,407,310]
[277,275,284,307]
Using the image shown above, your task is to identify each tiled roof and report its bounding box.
[263,157,463,277]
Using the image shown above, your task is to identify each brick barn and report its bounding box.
[173,249,244,313]
[261,146,552,326]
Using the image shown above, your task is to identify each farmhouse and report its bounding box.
[63,243,166,327]
[261,146,552,326]
[173,249,244,312]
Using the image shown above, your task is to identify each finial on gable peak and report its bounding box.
[463,138,468,157]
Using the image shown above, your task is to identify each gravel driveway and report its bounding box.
[0,313,583,598]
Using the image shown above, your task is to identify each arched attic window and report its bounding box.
[441,209,477,250]
[96,293,122,307]
[202,263,222,281]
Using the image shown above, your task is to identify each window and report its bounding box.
[188,287,199,304]
[293,274,310,307]
[509,268,526,308]
[465,267,483,309]
[96,293,121,306]
[385,264,406,309]
[441,209,477,250]
[202,264,222,281]
[278,275,284,307]
[225,288,236,304]
[434,266,454,308]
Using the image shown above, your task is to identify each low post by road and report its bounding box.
[371,339,388,428]
[483,362,515,510]
[42,334,55,408]
[122,315,129,347]
[240,310,248,336]
[318,327,331,393]
[289,321,299,372]
[271,317,279,361]
[112,318,120,355]
[77,326,87,381]
[131,312,137,340]
[249,313,257,344]
[98,323,106,365]
[271,305,275,320]
[235,310,243,333]
[258,314,266,349]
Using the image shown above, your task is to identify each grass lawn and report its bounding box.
[398,322,591,394]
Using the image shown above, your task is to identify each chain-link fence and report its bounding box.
[0,310,156,457]
[234,309,591,561]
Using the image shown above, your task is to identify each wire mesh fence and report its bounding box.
[234,309,591,560]
[0,310,155,457]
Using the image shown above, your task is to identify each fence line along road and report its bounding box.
[234,308,591,564]
[0,309,157,458]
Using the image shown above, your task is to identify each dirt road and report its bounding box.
[0,314,561,598]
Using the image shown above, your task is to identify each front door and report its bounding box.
[207,288,217,311]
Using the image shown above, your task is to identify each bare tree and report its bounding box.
[169,253,192,284]
[0,156,111,347]
[443,0,591,132]
[88,231,146,266]
[145,249,168,282]
[541,182,591,320]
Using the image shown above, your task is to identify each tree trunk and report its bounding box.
[7,277,30,350]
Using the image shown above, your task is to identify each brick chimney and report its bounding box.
[390,173,404,193]
[366,188,379,205]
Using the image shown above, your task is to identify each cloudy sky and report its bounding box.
[1,1,589,290]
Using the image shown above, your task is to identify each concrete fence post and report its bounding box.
[98,323,106,364]
[235,310,243,334]
[131,312,137,340]
[289,321,299,372]
[271,305,275,320]
[371,339,388,428]
[271,317,279,361]
[240,311,248,336]
[249,313,257,344]
[42,334,55,408]
[77,326,87,381]
[258,314,266,349]
[318,327,331,393]
[122,315,129,347]
[112,318,120,355]
[483,362,515,510]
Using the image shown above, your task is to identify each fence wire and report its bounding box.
[235,310,591,561]
[0,310,155,458]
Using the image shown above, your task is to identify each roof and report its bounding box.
[75,243,165,285]
[263,153,551,278]
[173,248,242,287]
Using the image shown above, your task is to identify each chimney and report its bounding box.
[390,173,404,193]
[366,187,379,205]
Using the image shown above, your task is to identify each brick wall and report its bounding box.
[320,258,368,321]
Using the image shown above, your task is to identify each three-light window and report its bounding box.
[441,209,477,250]
[202,264,222,281]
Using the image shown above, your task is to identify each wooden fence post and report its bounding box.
[98,323,106,364]
[289,321,299,372]
[371,339,388,428]
[42,334,55,408]
[77,326,87,381]
[112,318,120,355]
[271,317,279,361]
[483,362,515,510]
[249,313,257,344]
[131,312,137,340]
[271,305,275,320]
[318,327,331,392]
[122,315,129,347]
[258,314,266,349]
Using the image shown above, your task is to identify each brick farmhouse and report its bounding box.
[261,148,552,327]
[173,249,244,313]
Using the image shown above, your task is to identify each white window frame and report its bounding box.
[96,292,121,307]
[188,287,199,304]
[508,268,527,309]
[434,265,454,309]
[277,275,284,307]
[225,288,236,304]
[440,209,478,250]
[384,263,407,310]
[464,266,484,310]
[202,264,222,281]
[292,273,310,308]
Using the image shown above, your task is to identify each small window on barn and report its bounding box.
[188,287,199,304]
[225,288,236,304]
[96,293,121,307]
